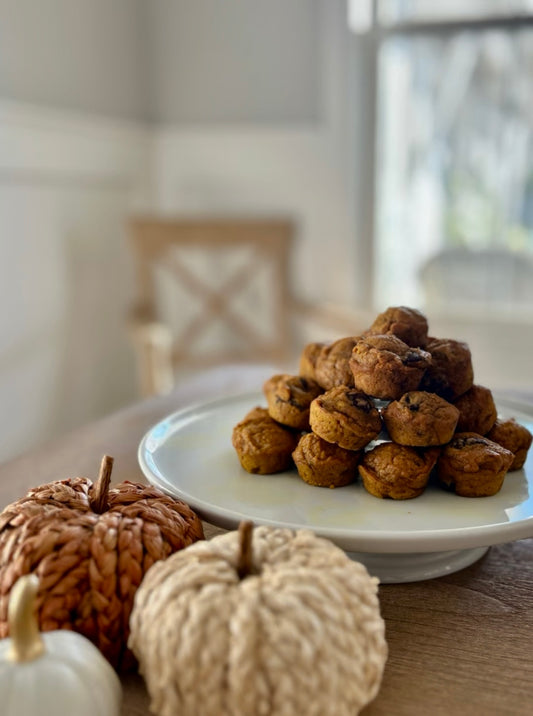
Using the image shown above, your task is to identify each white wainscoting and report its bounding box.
[0,100,151,463]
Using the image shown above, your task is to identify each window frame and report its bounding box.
[354,1,533,309]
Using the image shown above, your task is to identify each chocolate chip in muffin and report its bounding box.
[451,435,490,449]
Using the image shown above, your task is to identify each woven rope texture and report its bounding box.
[0,477,204,671]
[129,525,387,716]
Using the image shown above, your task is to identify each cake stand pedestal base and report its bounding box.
[347,546,490,583]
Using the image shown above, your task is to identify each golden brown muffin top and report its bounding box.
[351,334,431,370]
[487,418,532,453]
[385,390,459,418]
[314,336,360,390]
[293,431,361,465]
[453,384,497,434]
[366,306,428,347]
[263,374,322,408]
[312,386,381,429]
[298,341,327,380]
[420,336,474,400]
[232,408,298,454]
[441,432,513,472]
[383,391,460,445]
[361,442,440,479]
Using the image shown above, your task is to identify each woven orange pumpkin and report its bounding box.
[0,456,204,671]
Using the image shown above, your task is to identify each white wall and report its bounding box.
[0,1,363,464]
[149,0,359,308]
[0,102,150,461]
[0,0,150,462]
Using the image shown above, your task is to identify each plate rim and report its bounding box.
[138,391,533,553]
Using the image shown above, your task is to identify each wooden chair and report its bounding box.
[128,217,295,396]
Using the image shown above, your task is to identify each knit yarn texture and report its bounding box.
[129,525,387,715]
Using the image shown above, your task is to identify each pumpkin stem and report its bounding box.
[7,574,45,663]
[90,455,114,514]
[237,520,254,579]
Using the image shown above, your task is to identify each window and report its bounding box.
[360,1,533,310]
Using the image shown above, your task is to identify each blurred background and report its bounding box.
[0,0,532,463]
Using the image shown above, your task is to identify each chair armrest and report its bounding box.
[128,313,175,397]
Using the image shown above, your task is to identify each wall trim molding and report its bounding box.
[0,99,151,187]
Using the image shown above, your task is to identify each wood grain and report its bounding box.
[0,373,531,716]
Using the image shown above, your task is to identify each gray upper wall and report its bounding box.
[0,0,149,121]
[0,0,321,124]
[149,0,320,124]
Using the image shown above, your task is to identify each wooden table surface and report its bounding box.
[0,365,531,716]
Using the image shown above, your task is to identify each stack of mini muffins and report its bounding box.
[231,306,532,499]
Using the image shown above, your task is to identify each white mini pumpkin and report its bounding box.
[130,522,388,716]
[0,574,122,716]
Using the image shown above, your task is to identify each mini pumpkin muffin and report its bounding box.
[358,442,439,500]
[242,406,270,421]
[292,432,360,488]
[232,407,299,474]
[382,391,460,446]
[309,386,382,451]
[314,336,360,391]
[437,432,514,497]
[349,334,431,400]
[366,305,429,347]
[453,384,497,435]
[263,374,323,430]
[299,341,327,382]
[486,418,532,471]
[419,336,474,400]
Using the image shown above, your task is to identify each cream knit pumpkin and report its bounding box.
[129,524,387,716]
